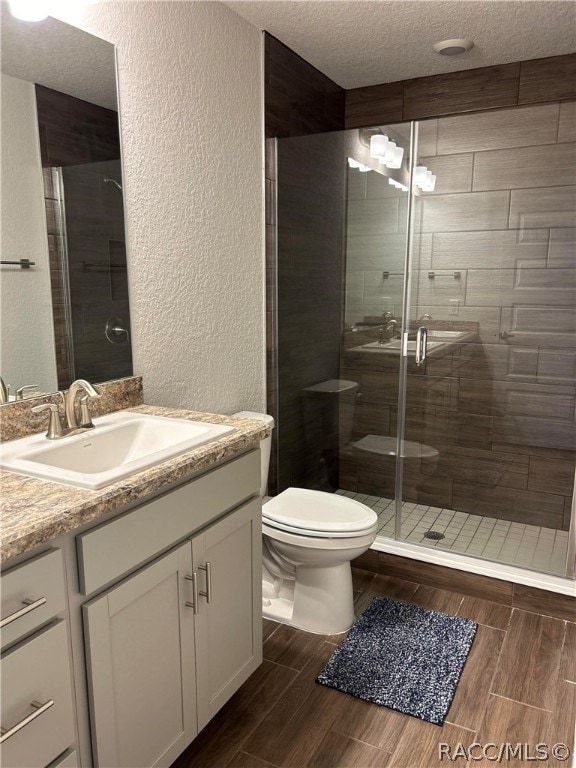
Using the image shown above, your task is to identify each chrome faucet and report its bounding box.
[377,319,399,344]
[65,379,101,429]
[418,313,433,322]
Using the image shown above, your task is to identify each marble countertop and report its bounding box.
[0,405,270,563]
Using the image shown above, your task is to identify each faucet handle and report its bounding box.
[16,385,38,400]
[32,403,64,439]
[79,395,97,429]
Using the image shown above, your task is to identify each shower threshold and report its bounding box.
[336,490,570,579]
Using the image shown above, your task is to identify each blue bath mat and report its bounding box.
[317,596,477,725]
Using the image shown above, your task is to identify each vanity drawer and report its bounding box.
[0,620,75,768]
[77,448,260,595]
[0,549,66,649]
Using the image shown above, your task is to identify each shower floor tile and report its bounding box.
[336,490,570,577]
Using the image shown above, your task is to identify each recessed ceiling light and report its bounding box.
[433,39,474,56]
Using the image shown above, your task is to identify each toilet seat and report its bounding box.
[263,487,378,538]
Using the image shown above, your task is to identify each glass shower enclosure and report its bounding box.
[273,101,576,580]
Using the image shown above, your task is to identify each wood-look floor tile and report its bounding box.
[475,694,552,767]
[491,609,565,710]
[171,661,298,768]
[445,624,505,732]
[263,623,327,671]
[263,619,279,642]
[243,642,343,767]
[410,585,464,614]
[457,595,512,630]
[227,752,279,768]
[331,694,407,752]
[513,584,576,622]
[307,729,391,767]
[388,720,471,767]
[352,567,377,593]
[354,574,420,614]
[550,680,576,763]
[561,622,576,682]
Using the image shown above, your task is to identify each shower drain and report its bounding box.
[423,530,445,541]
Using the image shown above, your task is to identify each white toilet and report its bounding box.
[233,411,378,635]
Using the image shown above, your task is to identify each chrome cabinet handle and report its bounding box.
[0,596,47,629]
[0,699,54,743]
[415,326,428,367]
[185,573,199,614]
[198,562,212,604]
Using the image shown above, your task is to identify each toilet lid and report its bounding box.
[263,488,377,534]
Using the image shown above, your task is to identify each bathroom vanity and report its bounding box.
[0,406,269,768]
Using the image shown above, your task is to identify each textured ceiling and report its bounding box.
[224,0,576,88]
[0,4,117,109]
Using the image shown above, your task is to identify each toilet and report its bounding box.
[233,411,378,635]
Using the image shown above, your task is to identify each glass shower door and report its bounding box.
[398,106,575,577]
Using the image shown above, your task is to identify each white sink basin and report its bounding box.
[0,411,235,489]
[427,330,466,339]
[360,339,445,352]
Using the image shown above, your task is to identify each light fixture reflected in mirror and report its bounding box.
[8,0,49,21]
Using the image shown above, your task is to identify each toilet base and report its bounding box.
[262,561,355,635]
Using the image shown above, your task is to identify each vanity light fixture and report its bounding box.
[413,165,436,192]
[370,133,405,170]
[348,158,372,172]
[8,0,49,21]
[388,178,409,192]
[369,134,389,159]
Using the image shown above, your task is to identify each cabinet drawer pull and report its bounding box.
[0,699,54,743]
[0,597,47,629]
[185,573,199,614]
[198,562,212,604]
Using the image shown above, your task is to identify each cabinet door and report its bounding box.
[192,498,262,730]
[83,543,197,768]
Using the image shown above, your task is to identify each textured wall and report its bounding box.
[54,1,265,413]
[0,74,58,394]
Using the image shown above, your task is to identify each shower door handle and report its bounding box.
[415,326,428,367]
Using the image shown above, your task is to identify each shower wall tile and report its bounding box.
[558,101,576,143]
[415,269,467,306]
[548,227,576,267]
[466,267,576,307]
[344,81,404,129]
[436,103,560,154]
[345,233,409,272]
[509,185,576,229]
[536,349,576,385]
[347,198,400,236]
[492,415,576,452]
[432,229,549,270]
[419,191,510,232]
[528,456,576,496]
[500,306,575,348]
[418,153,473,195]
[472,143,576,191]
[518,53,576,104]
[433,444,529,489]
[451,483,565,527]
[458,379,575,420]
[403,63,520,120]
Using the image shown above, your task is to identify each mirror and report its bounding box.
[0,7,132,403]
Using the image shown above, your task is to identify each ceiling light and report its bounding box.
[433,39,474,56]
[8,0,49,20]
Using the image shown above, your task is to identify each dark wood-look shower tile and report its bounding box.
[307,729,392,767]
[519,53,576,104]
[344,82,404,128]
[512,584,576,622]
[403,63,520,120]
[457,596,512,630]
[377,553,513,605]
[491,609,565,710]
[445,624,505,732]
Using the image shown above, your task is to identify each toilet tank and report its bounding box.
[232,411,274,497]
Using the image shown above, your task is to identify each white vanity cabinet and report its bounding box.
[79,449,262,768]
[0,550,77,768]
